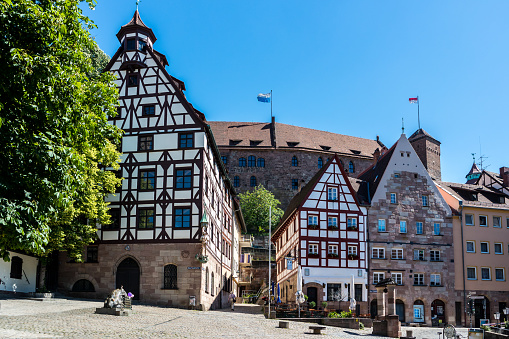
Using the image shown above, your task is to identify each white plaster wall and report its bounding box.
[0,252,39,293]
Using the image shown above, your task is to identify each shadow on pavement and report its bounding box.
[210,304,264,315]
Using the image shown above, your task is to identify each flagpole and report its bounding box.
[417,95,420,130]
[270,90,273,119]
[268,205,272,318]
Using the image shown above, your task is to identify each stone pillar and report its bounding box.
[386,314,402,338]
[386,285,396,316]
[376,286,386,319]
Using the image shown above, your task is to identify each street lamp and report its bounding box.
[503,308,509,325]
[494,312,500,327]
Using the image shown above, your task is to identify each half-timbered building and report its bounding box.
[57,11,245,310]
[272,155,368,314]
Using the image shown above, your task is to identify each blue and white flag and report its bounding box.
[257,93,271,103]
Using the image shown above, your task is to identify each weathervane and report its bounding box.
[136,0,141,11]
[402,118,405,134]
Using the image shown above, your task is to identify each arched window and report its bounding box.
[257,158,265,168]
[291,156,298,167]
[318,157,323,169]
[10,256,23,279]
[248,155,256,167]
[205,267,209,293]
[233,176,240,187]
[238,158,246,167]
[72,279,95,292]
[250,176,257,187]
[349,161,355,173]
[163,264,178,289]
[211,273,215,296]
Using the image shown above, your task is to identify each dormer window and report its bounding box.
[320,145,331,151]
[138,39,147,52]
[126,38,136,50]
[128,74,138,87]
[287,142,299,147]
[229,139,242,146]
[250,140,262,146]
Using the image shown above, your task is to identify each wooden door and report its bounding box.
[116,258,140,300]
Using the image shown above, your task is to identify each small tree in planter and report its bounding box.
[322,301,328,311]
[309,301,316,310]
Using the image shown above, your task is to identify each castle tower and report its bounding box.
[408,129,441,181]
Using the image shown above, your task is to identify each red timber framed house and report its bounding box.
[271,155,369,314]
[57,11,245,310]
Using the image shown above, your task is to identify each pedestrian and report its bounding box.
[229,291,236,311]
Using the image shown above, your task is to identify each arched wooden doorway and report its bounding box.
[431,299,446,323]
[396,299,405,322]
[307,287,318,305]
[413,300,425,323]
[116,257,140,300]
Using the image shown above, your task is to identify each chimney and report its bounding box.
[500,167,509,187]
[372,148,381,164]
[298,179,305,193]
[270,116,276,148]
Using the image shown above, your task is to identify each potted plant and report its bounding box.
[195,254,209,263]
[309,301,316,310]
[308,252,320,258]
[327,225,338,231]
[347,254,359,260]
[327,252,339,259]
[346,226,358,231]
[322,301,328,311]
[308,224,320,230]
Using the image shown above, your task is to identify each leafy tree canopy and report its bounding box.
[238,185,284,234]
[0,0,122,261]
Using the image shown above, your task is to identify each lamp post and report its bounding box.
[504,308,509,324]
[494,312,500,327]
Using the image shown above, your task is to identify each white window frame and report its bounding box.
[372,247,385,259]
[479,215,488,227]
[308,243,319,255]
[308,215,318,226]
[494,243,503,254]
[414,273,424,286]
[328,187,338,201]
[391,272,403,285]
[480,242,489,254]
[328,217,337,227]
[348,246,358,256]
[347,217,357,229]
[391,248,403,260]
[373,272,385,285]
[414,249,425,261]
[481,267,491,280]
[493,216,502,228]
[430,250,440,262]
[430,274,441,286]
[328,244,338,255]
[465,214,474,226]
[467,267,477,280]
[466,241,475,253]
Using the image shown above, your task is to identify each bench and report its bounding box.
[309,326,326,334]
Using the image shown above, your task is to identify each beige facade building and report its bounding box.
[437,181,509,327]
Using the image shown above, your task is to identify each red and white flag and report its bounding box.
[409,97,418,104]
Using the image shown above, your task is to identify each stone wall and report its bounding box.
[58,243,230,310]
[409,137,441,181]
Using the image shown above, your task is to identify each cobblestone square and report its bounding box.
[0,297,469,338]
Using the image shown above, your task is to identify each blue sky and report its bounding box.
[83,1,509,184]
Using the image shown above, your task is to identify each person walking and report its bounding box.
[229,291,236,311]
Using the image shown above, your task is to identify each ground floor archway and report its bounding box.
[116,257,140,300]
[413,300,425,323]
[431,299,446,324]
[396,299,405,322]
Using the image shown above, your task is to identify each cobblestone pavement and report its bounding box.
[0,297,470,338]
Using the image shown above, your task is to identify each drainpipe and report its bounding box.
[459,201,467,327]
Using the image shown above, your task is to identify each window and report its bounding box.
[373,272,385,285]
[138,39,147,51]
[414,249,425,261]
[164,264,178,289]
[86,246,98,263]
[378,219,386,232]
[104,208,120,230]
[465,241,475,253]
[175,169,192,189]
[139,170,155,190]
[391,248,403,260]
[138,208,154,228]
[348,161,355,173]
[467,267,477,280]
[318,157,323,169]
[72,279,95,292]
[127,74,138,87]
[328,187,338,201]
[211,273,214,296]
[416,222,423,235]
[238,158,246,167]
[174,208,191,228]
[126,38,136,50]
[138,135,154,151]
[481,267,491,280]
[327,284,341,301]
[221,156,228,165]
[292,179,298,190]
[494,243,503,254]
[400,221,407,233]
[347,217,357,229]
[328,217,337,228]
[372,247,385,259]
[414,273,424,286]
[422,195,429,207]
[465,214,474,226]
[233,176,239,187]
[390,193,397,204]
[507,218,509,228]
[348,246,357,256]
[479,215,488,227]
[433,223,441,235]
[308,215,318,226]
[430,250,441,261]
[480,242,489,253]
[308,244,318,255]
[257,158,265,167]
[10,256,23,279]
[291,156,298,167]
[248,156,256,167]
[493,216,501,228]
[250,176,257,187]
[142,105,155,116]
[495,268,505,281]
[391,273,403,285]
[179,133,194,148]
[205,268,209,293]
[430,274,441,286]
[328,244,338,255]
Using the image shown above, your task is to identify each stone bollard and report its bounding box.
[406,330,413,337]
[279,321,289,328]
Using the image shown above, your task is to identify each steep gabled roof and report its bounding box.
[437,181,509,210]
[116,10,157,43]
[408,128,440,145]
[357,143,397,199]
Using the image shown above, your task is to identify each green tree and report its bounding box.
[238,185,284,234]
[0,0,122,261]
